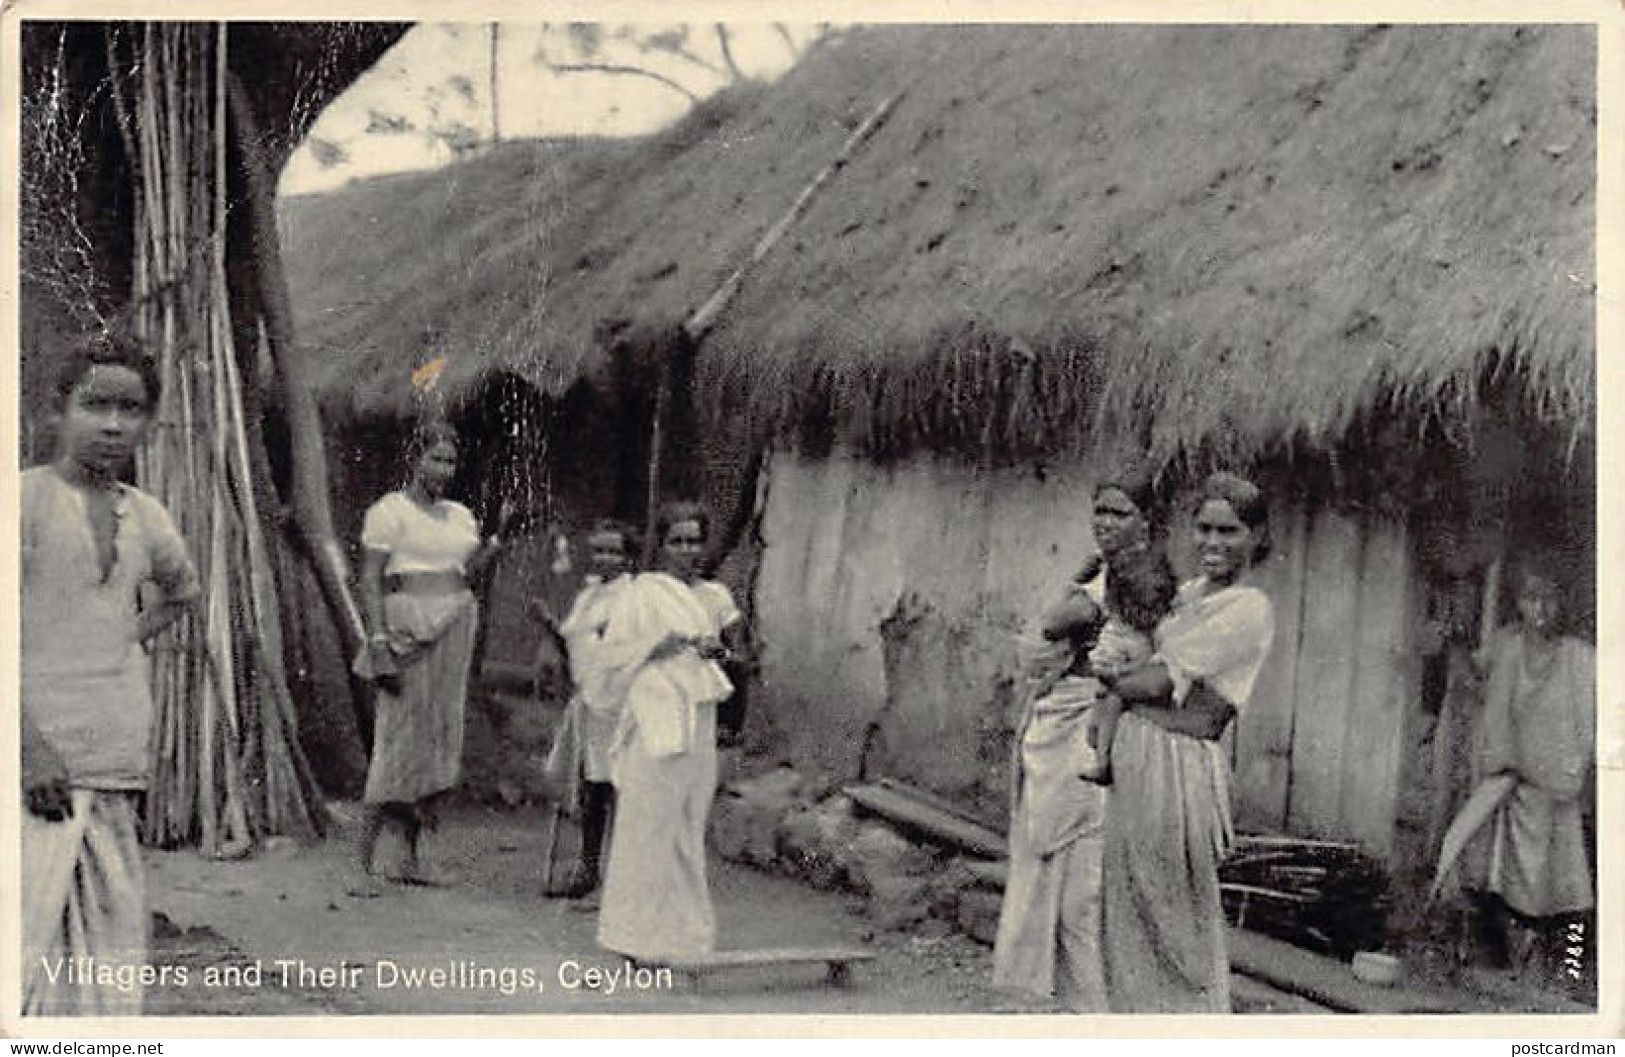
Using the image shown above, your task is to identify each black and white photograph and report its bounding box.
[6,2,1615,1032]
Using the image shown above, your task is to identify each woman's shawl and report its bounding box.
[598,572,735,759]
[1154,579,1275,710]
[558,575,631,714]
[1475,630,1594,799]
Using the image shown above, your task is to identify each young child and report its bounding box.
[21,335,198,1014]
[540,519,637,899]
[1079,546,1177,784]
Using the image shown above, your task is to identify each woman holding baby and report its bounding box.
[993,470,1170,1012]
[994,467,1276,1015]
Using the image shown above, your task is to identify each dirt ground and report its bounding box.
[138,800,1588,1020]
[144,800,1005,1016]
[141,799,1342,1018]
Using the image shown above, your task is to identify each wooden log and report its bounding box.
[844,783,1007,859]
[479,660,542,698]
[875,776,1001,832]
[1226,927,1459,1014]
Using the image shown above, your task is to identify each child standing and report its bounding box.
[21,336,198,1014]
[540,520,637,899]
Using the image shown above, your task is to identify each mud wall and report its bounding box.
[751,450,1426,853]
[751,451,1105,821]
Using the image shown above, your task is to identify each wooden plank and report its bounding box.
[845,784,1009,859]
[478,660,539,697]
[962,859,1009,889]
[1226,928,1459,1014]
[1234,506,1310,831]
[1286,511,1364,839]
[669,947,877,970]
[1338,519,1416,857]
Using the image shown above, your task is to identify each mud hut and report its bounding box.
[291,25,1595,875]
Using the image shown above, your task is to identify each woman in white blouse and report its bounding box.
[1098,471,1276,1013]
[594,501,740,963]
[351,421,506,893]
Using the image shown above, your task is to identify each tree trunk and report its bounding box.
[225,73,372,745]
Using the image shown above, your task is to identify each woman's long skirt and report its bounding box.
[993,823,1108,1012]
[1101,712,1233,1014]
[597,703,718,962]
[1467,783,1593,918]
[993,677,1110,1012]
[364,603,477,805]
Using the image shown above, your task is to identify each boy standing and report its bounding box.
[20,337,197,1014]
[540,521,635,900]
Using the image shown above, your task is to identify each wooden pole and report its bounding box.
[643,373,669,567]
[637,91,900,561]
[489,24,501,145]
[682,90,902,344]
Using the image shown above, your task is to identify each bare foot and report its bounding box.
[400,864,459,887]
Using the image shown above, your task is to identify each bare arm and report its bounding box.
[526,595,560,630]
[1125,681,1236,742]
[465,499,519,580]
[1101,659,1233,739]
[357,547,402,686]
[359,548,388,636]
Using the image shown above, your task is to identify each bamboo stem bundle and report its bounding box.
[131,25,324,854]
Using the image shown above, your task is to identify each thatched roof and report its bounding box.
[290,24,1594,469]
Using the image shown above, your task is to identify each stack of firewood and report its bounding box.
[130,24,324,854]
[1220,834,1392,961]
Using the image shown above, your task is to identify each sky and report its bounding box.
[278,22,826,197]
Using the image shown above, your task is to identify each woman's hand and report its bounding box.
[646,634,691,662]
[136,596,193,645]
[22,718,73,822]
[367,637,402,694]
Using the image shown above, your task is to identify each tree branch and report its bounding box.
[716,24,746,82]
[545,61,699,102]
[772,23,799,60]
[637,27,726,80]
